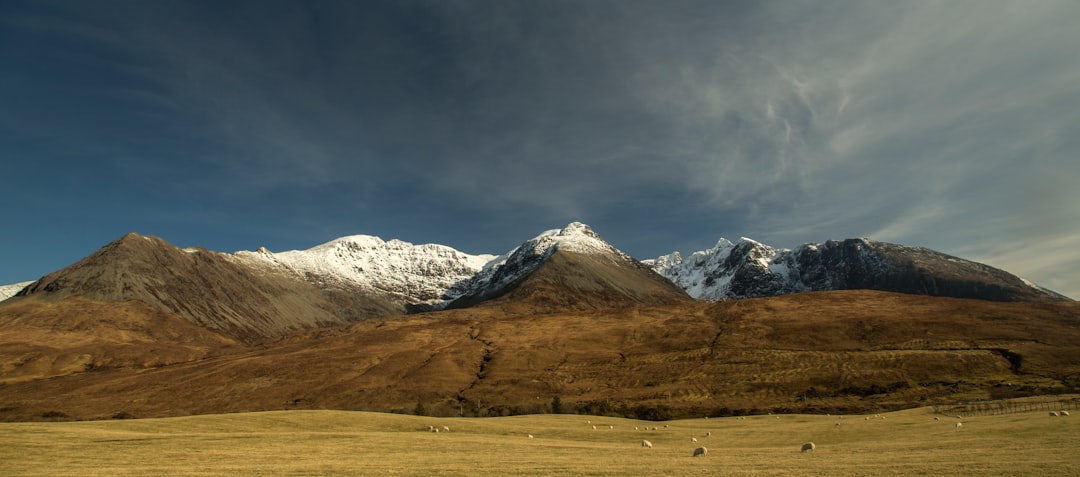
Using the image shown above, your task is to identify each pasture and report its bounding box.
[1,407,1077,476]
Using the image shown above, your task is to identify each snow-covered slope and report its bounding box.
[0,281,33,302]
[234,235,496,308]
[647,237,1069,302]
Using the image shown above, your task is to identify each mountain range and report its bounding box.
[4,222,1067,317]
[0,222,1076,421]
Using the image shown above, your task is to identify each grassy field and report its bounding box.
[1,407,1077,476]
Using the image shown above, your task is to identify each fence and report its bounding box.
[935,397,1080,417]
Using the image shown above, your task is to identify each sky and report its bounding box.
[1,1,1078,299]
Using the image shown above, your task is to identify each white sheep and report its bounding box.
[528,434,534,439]
[691,437,698,443]
[1050,411,1059,417]
[801,442,816,453]
[955,422,963,429]
[1061,411,1071,416]
[443,426,450,432]
[642,439,653,448]
[705,432,711,437]
[692,446,708,457]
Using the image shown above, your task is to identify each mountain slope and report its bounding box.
[649,237,1069,302]
[446,223,690,311]
[16,233,401,342]
[0,295,240,384]
[2,290,1077,421]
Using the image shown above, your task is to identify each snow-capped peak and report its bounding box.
[522,222,622,257]
[439,222,639,307]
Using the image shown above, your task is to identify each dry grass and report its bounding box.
[1,406,1078,476]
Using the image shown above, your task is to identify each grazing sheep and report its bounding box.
[1062,411,1071,416]
[592,425,598,430]
[692,446,708,457]
[428,425,434,431]
[1051,411,1059,417]
[705,432,711,437]
[528,434,534,439]
[691,437,698,443]
[443,426,450,432]
[801,442,816,453]
[955,422,963,429]
[934,417,940,421]
[642,439,653,448]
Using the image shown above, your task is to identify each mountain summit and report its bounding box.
[445,222,691,311]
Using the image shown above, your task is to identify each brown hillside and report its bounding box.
[18,233,402,342]
[1,290,1078,421]
[0,295,240,384]
[454,250,693,314]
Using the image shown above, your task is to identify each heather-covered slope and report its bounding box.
[0,295,240,384]
[2,291,1077,421]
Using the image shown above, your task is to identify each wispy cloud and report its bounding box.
[2,1,1076,295]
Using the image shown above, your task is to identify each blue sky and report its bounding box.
[1,1,1078,298]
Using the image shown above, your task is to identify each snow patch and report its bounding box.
[0,281,33,302]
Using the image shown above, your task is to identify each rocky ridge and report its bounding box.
[647,237,1070,302]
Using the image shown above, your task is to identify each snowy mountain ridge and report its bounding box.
[646,237,1068,302]
[234,235,496,307]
